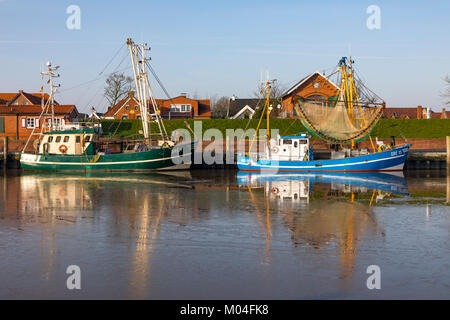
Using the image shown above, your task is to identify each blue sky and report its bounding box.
[1,0,449,113]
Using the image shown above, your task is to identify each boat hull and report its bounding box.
[20,146,191,172]
[237,144,410,173]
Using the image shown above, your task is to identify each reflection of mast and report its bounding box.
[247,186,271,263]
[129,192,164,298]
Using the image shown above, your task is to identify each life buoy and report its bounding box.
[270,186,279,194]
[59,145,68,153]
[271,147,279,154]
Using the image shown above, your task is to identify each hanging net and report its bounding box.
[294,91,383,144]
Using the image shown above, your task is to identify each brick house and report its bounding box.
[281,71,340,118]
[383,106,449,119]
[0,105,78,139]
[103,92,211,120]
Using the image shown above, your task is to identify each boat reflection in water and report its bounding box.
[237,171,409,280]
[1,171,198,299]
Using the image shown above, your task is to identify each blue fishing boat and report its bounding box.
[237,57,410,173]
[237,135,410,172]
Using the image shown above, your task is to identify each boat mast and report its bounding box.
[126,38,168,142]
[40,61,60,131]
[248,72,276,155]
[127,39,149,140]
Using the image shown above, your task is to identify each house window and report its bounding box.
[135,106,138,110]
[126,105,130,110]
[26,118,35,129]
[122,115,128,119]
[170,104,191,112]
[307,95,326,102]
[47,118,62,128]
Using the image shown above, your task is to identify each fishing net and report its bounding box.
[294,91,383,144]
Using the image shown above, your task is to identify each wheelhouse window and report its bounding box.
[283,139,292,145]
[76,136,81,143]
[63,136,70,142]
[48,136,53,142]
[55,136,62,143]
[85,135,91,142]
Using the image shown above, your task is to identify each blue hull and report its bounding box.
[237,144,410,173]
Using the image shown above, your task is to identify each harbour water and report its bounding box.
[0,170,448,299]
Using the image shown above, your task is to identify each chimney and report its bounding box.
[180,93,187,97]
[417,105,422,119]
[442,108,447,119]
[128,91,135,98]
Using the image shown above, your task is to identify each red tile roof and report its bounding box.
[383,107,418,119]
[0,93,19,102]
[0,104,77,115]
[0,91,56,105]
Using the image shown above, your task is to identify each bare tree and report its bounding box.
[253,81,286,118]
[104,73,133,109]
[211,96,230,118]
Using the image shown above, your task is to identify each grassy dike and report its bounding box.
[97,118,450,139]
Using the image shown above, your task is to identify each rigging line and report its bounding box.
[80,53,132,112]
[98,45,125,76]
[352,65,383,100]
[141,54,172,100]
[280,117,300,136]
[135,46,174,105]
[241,95,263,134]
[60,49,130,93]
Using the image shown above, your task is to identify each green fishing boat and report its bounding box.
[20,38,191,172]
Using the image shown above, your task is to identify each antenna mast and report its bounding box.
[40,61,60,130]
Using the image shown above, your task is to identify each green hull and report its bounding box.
[20,147,184,171]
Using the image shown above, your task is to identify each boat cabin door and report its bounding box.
[75,135,82,154]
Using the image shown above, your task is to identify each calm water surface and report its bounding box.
[0,170,449,299]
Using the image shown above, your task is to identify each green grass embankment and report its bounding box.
[94,118,450,139]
